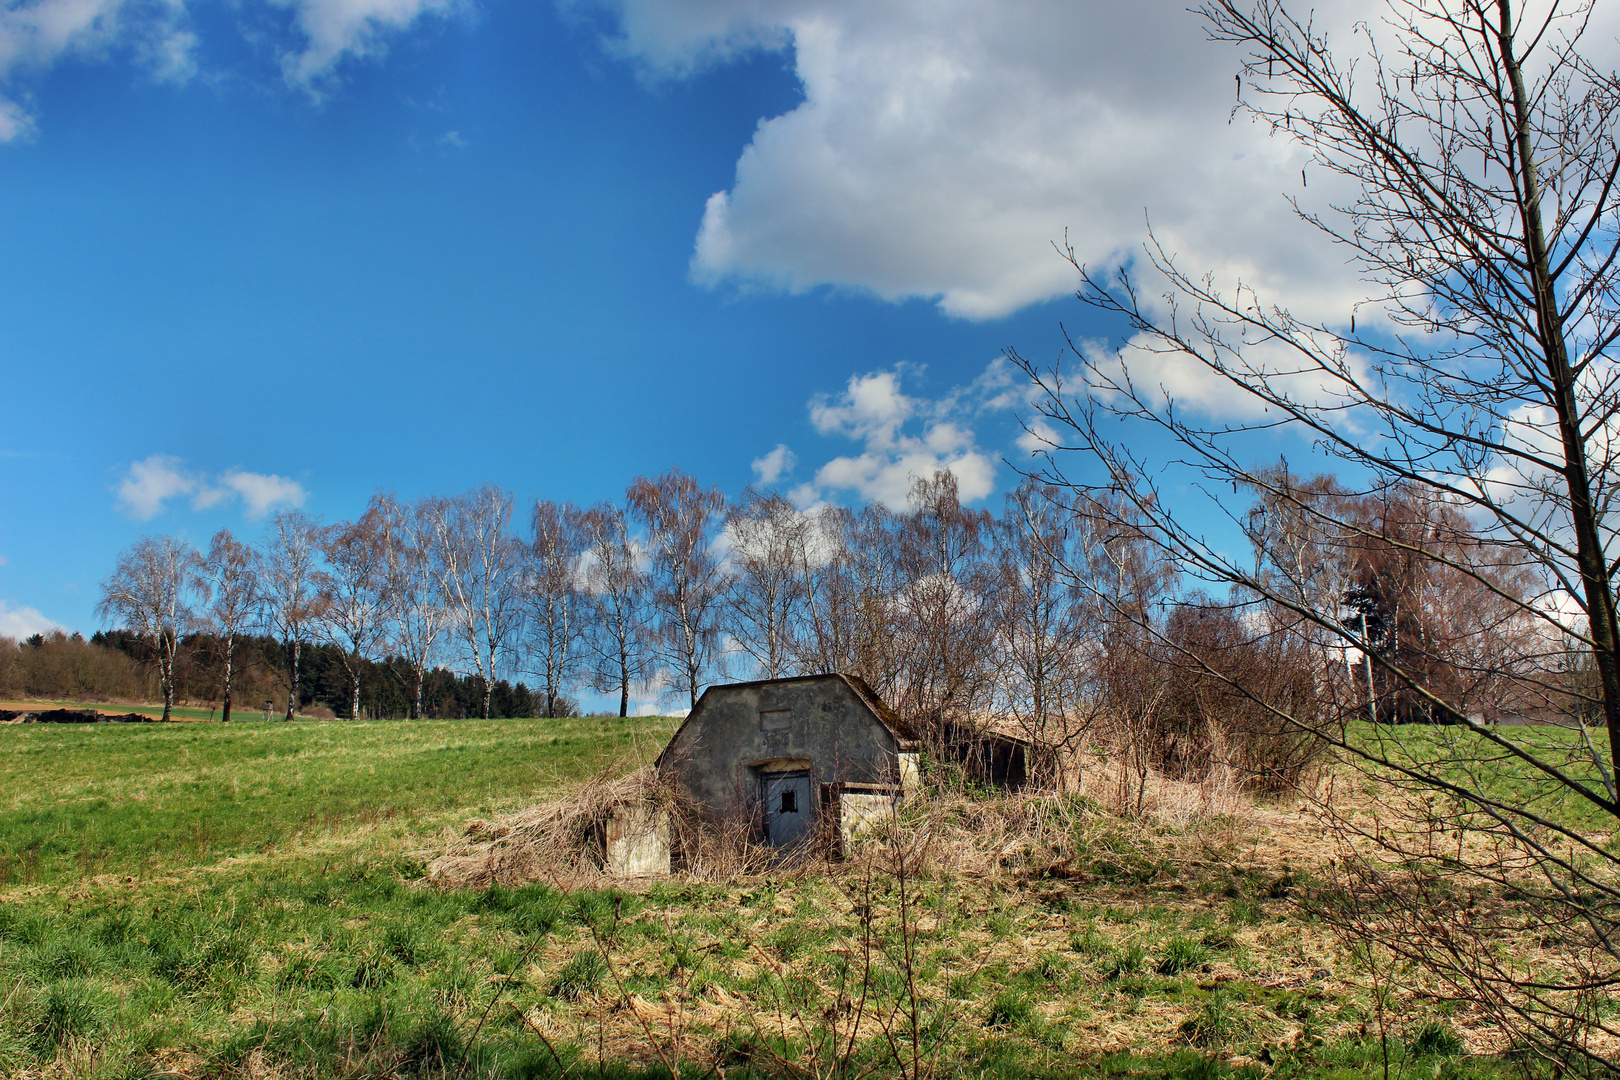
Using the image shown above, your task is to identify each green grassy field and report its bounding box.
[1345,718,1616,831]
[0,712,1604,1079]
[0,716,676,888]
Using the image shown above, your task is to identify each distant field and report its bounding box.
[1344,718,1616,831]
[0,714,678,888]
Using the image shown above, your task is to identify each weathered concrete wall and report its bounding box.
[661,677,904,819]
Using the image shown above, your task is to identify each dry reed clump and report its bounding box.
[423,766,791,888]
[850,779,1256,883]
[424,766,670,889]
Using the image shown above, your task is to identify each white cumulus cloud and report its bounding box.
[0,0,456,132]
[577,0,1605,324]
[268,0,459,89]
[0,600,61,639]
[215,468,308,518]
[803,367,998,509]
[116,454,199,520]
[751,443,797,484]
[1015,416,1060,456]
[0,0,197,139]
[116,455,307,520]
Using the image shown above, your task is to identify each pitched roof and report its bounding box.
[655,672,918,769]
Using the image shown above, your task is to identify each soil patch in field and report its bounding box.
[0,706,160,723]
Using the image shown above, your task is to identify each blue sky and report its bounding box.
[0,0,1369,642]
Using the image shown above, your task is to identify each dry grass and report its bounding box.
[402,750,1461,1073]
[5,715,1584,1079]
[422,745,1278,894]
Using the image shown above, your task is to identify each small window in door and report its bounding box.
[779,789,798,813]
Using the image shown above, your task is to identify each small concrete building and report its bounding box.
[656,673,919,848]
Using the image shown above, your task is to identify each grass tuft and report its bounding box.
[549,949,607,1001]
[1157,936,1210,975]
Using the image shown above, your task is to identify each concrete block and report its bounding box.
[839,790,898,852]
[897,752,920,792]
[603,804,671,877]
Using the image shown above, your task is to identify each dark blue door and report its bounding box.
[761,771,814,847]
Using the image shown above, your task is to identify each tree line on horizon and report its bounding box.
[0,627,552,721]
[61,461,1570,782]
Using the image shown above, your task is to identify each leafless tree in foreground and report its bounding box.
[96,535,200,722]
[1012,0,1620,1067]
[375,493,446,720]
[261,511,325,722]
[200,529,259,724]
[428,486,524,720]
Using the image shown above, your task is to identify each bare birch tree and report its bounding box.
[260,511,324,722]
[794,503,907,699]
[317,507,391,721]
[1012,0,1620,1065]
[96,535,200,722]
[627,469,729,711]
[580,500,649,718]
[722,487,807,680]
[375,493,446,720]
[200,528,259,724]
[523,499,587,718]
[891,470,995,727]
[789,504,862,678]
[428,486,523,719]
[988,479,1096,785]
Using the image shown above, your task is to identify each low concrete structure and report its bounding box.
[939,719,1031,790]
[656,673,919,849]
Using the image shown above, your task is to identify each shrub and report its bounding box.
[1152,599,1329,791]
